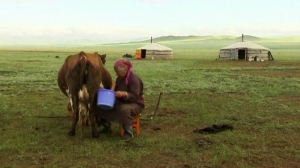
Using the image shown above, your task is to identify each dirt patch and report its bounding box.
[234,70,300,78]
[156,108,187,118]
[268,94,300,106]
[213,61,300,68]
[247,153,300,168]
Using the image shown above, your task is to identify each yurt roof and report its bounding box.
[137,43,172,51]
[221,41,269,50]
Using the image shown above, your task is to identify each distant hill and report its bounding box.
[235,35,261,41]
[99,35,300,45]
[151,35,200,41]
[1,34,300,48]
[137,35,260,43]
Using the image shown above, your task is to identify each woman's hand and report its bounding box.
[115,91,128,98]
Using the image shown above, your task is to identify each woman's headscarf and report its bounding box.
[114,58,132,85]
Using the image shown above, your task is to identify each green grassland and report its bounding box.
[1,36,300,168]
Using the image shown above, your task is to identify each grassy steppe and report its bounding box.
[1,37,300,168]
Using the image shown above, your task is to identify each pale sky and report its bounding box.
[1,0,300,44]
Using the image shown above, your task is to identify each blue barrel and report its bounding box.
[97,89,116,110]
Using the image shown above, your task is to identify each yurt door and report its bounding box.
[238,50,246,60]
[141,49,146,58]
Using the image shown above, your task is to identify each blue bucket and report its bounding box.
[97,89,116,110]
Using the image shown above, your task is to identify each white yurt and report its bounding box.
[135,42,173,60]
[218,36,274,61]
